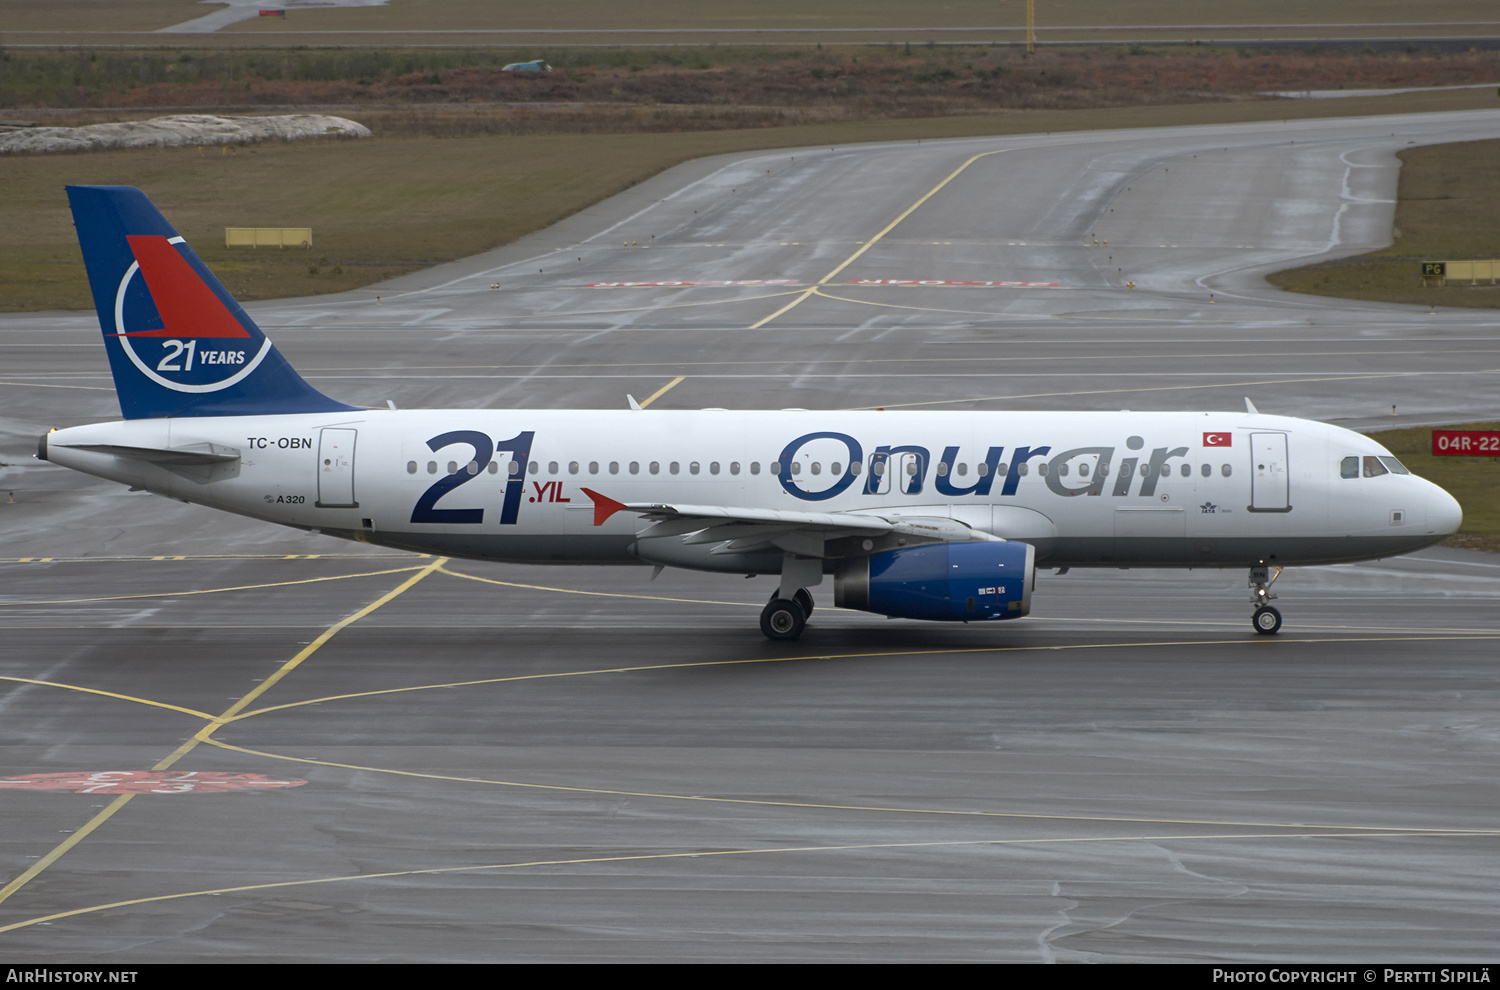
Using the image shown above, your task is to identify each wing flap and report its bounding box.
[580,488,1000,559]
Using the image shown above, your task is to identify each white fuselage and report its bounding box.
[42,408,1461,572]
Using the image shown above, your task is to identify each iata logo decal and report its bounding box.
[110,234,271,393]
[1203,432,1232,447]
[1200,501,1218,514]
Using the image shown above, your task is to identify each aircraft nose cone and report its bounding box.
[1429,483,1463,536]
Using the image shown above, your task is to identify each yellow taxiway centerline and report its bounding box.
[749,148,1011,329]
[637,376,685,408]
[0,557,447,909]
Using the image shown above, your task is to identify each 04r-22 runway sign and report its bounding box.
[1432,430,1500,455]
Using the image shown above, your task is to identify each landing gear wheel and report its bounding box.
[761,598,806,641]
[1252,605,1282,635]
[792,588,814,619]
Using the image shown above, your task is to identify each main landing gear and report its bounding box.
[760,554,822,641]
[761,588,814,641]
[1249,564,1283,635]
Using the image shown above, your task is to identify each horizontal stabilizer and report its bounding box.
[66,441,240,465]
[59,441,241,484]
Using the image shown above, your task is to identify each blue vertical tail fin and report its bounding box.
[66,185,357,419]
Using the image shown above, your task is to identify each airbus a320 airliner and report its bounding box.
[38,187,1463,639]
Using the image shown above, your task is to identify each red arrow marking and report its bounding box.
[579,487,628,526]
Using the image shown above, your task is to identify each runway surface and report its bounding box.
[2,108,1500,962]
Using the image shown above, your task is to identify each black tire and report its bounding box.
[760,598,806,641]
[1252,606,1282,635]
[793,588,814,619]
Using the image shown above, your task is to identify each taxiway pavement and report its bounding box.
[2,108,1499,962]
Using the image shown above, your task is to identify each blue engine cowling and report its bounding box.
[834,541,1035,621]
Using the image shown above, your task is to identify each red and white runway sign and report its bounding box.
[1432,429,1500,455]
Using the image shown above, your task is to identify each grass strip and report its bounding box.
[1268,138,1500,309]
[5,86,1498,313]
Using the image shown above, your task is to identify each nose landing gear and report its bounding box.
[1249,564,1282,635]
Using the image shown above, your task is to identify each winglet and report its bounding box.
[627,394,643,411]
[580,487,628,526]
[1244,397,1259,415]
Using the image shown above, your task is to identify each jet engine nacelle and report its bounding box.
[834,540,1035,621]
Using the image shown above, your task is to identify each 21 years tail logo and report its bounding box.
[111,234,271,393]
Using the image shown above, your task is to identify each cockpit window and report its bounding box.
[1378,456,1410,475]
[1362,456,1388,478]
[1340,456,1359,479]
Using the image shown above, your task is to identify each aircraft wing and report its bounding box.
[580,488,998,558]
